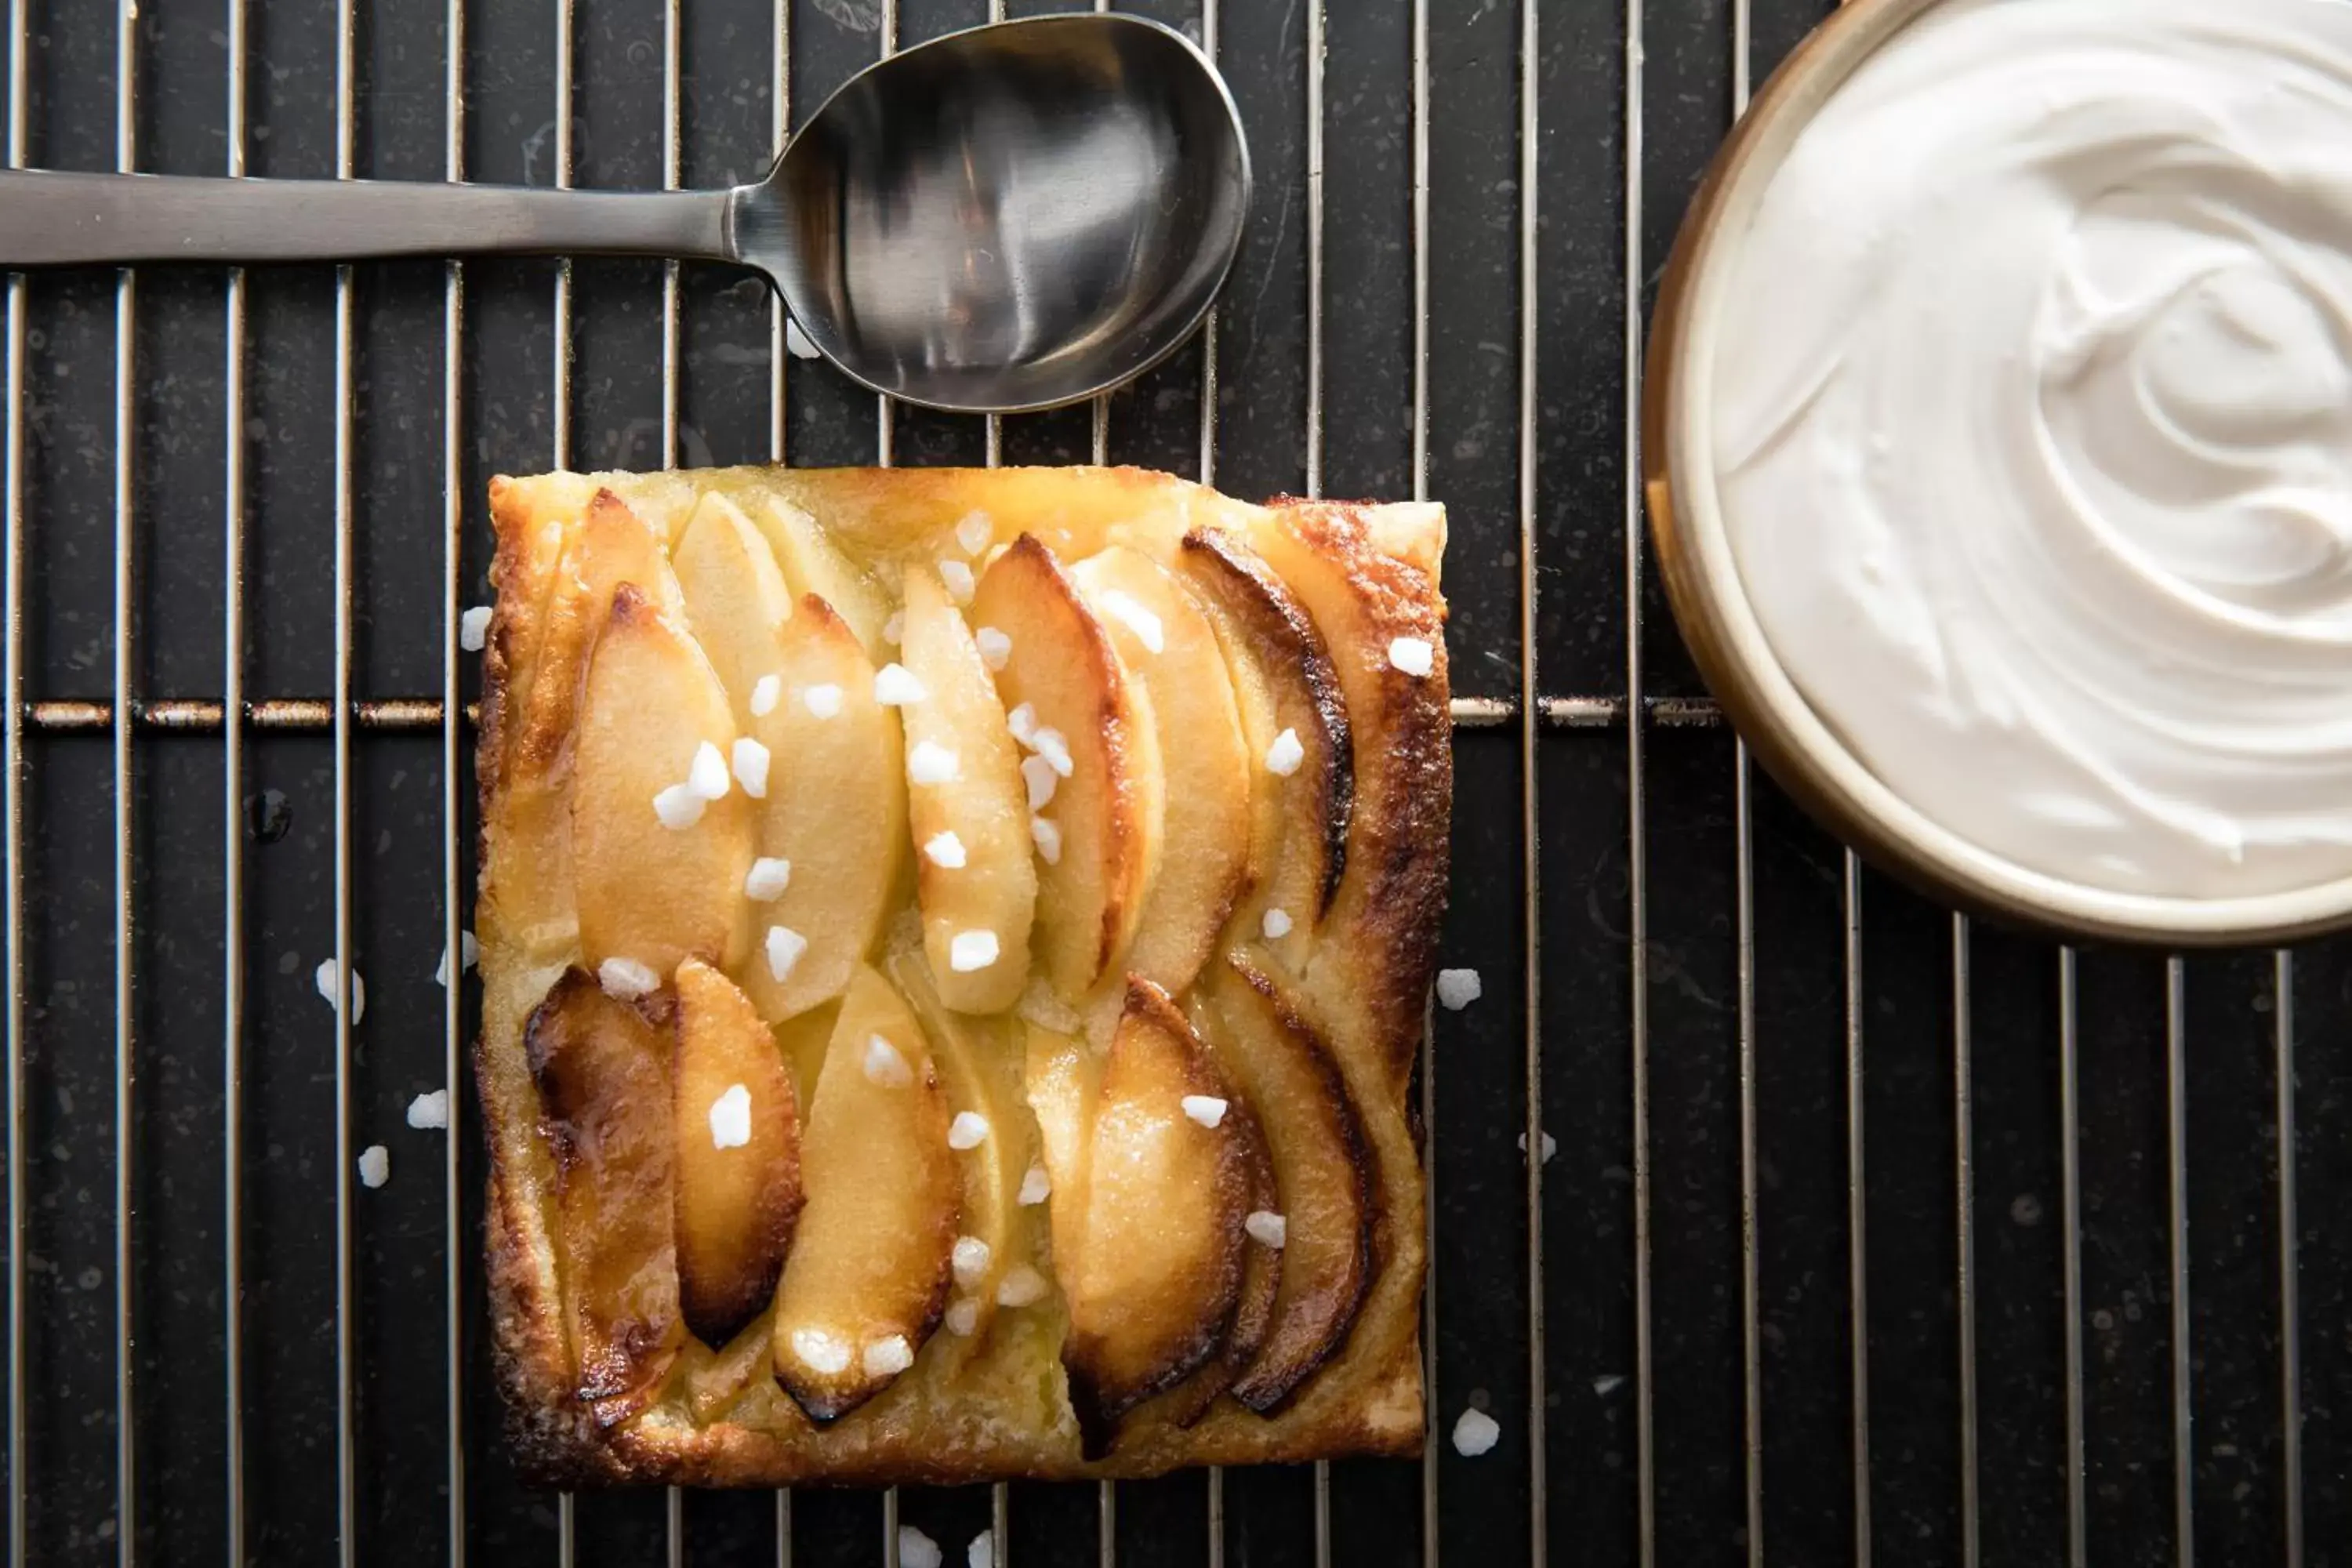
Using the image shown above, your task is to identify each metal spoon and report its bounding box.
[0,14,1249,415]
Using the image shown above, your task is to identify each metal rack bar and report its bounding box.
[662,0,682,467]
[1539,695,1711,728]
[1197,0,1226,1555]
[1728,21,1763,1565]
[332,0,362,1554]
[972,0,1012,1551]
[1301,0,1339,1555]
[1197,0,1223,495]
[443,0,470,1557]
[1091,0,1111,485]
[27,699,469,732]
[1079,5,1121,1559]
[877,1,905,1561]
[1305,0,1323,508]
[1845,855,1870,1565]
[1734,750,1762,1567]
[2166,958,2194,1566]
[874,0,898,478]
[773,0,790,470]
[1954,916,1980,1568]
[1515,0,1544,1561]
[1,693,1697,734]
[2276,949,2303,1568]
[3,0,24,1558]
[551,0,578,1552]
[553,0,576,473]
[1621,0,1656,1557]
[221,0,252,1553]
[661,4,685,1558]
[16,693,1728,734]
[2059,948,2088,1568]
[111,0,140,1558]
[772,2,795,1559]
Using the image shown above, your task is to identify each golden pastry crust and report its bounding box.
[476,464,1449,1486]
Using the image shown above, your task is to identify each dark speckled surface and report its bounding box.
[3,0,2347,1563]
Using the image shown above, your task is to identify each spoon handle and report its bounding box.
[0,169,740,270]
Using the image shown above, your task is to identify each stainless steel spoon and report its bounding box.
[0,13,1249,415]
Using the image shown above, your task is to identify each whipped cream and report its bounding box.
[1713,0,2352,899]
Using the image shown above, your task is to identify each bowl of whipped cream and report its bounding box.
[1646,0,2352,943]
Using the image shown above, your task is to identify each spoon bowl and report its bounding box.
[756,14,1249,412]
[0,14,1250,416]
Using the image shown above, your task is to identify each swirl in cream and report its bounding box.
[1714,0,2352,898]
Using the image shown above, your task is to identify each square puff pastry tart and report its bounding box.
[477,464,1450,1486]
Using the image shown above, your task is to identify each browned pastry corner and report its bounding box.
[474,464,1450,1486]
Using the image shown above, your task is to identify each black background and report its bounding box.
[4,0,2343,1562]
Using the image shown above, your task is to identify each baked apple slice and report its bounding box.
[1110,1094,1279,1436]
[672,958,803,1348]
[515,488,684,771]
[1247,504,1450,1084]
[524,968,684,1427]
[577,485,685,604]
[769,966,958,1420]
[748,491,893,659]
[573,583,755,978]
[898,563,1036,1014]
[891,950,1029,1356]
[491,489,686,959]
[1069,546,1252,994]
[672,492,796,726]
[1201,952,1376,1411]
[1060,978,1251,1446]
[1174,528,1353,943]
[968,535,1164,1002]
[735,594,907,1022]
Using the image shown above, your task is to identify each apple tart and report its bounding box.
[477,464,1450,1486]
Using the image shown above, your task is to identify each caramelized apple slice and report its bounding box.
[672,958,803,1348]
[769,967,957,1421]
[1061,977,1250,1446]
[748,492,893,659]
[736,594,907,1022]
[1175,528,1353,941]
[1069,546,1252,994]
[488,489,684,958]
[1248,504,1450,1085]
[525,968,684,1426]
[1111,1094,1279,1436]
[1200,952,1376,1411]
[673,492,796,725]
[483,469,593,725]
[899,564,1036,1014]
[513,489,684,779]
[575,487,687,620]
[891,950,1029,1355]
[573,583,755,978]
[968,535,1164,1001]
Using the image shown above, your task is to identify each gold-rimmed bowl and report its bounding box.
[1641,0,2352,947]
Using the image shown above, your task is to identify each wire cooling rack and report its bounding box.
[2,0,2340,1562]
